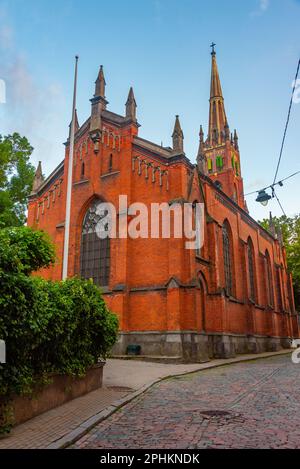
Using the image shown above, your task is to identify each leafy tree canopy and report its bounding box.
[0,133,35,228]
[260,214,300,310]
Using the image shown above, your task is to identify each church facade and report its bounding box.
[27,49,299,362]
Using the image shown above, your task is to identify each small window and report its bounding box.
[81,162,85,178]
[233,185,238,202]
[207,158,213,173]
[231,155,235,169]
[216,156,224,170]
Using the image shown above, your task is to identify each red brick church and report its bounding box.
[27,48,299,361]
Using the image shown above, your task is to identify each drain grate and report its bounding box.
[106,386,133,392]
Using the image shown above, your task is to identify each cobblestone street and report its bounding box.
[71,355,300,449]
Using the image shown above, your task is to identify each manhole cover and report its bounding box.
[200,410,231,418]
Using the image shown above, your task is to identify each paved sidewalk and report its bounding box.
[0,350,292,449]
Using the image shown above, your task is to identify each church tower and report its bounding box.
[198,44,246,210]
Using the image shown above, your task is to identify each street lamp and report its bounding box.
[256,189,272,206]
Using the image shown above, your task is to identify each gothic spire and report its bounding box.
[208,45,228,146]
[95,65,106,98]
[90,66,108,147]
[269,212,276,237]
[197,125,206,173]
[199,125,204,143]
[69,109,79,138]
[172,115,184,154]
[31,161,44,194]
[224,119,230,141]
[234,129,239,150]
[74,108,79,131]
[125,86,137,122]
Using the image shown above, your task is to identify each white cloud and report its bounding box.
[259,0,270,12]
[0,24,13,50]
[0,11,66,173]
[251,0,270,17]
[245,179,266,191]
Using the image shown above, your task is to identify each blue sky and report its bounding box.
[0,0,299,220]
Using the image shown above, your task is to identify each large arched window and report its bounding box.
[247,238,256,302]
[80,199,110,286]
[276,267,283,312]
[222,221,234,296]
[265,250,274,307]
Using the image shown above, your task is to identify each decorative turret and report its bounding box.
[31,161,44,194]
[234,129,239,150]
[90,66,108,151]
[125,86,137,122]
[197,125,206,173]
[224,119,230,141]
[172,115,184,154]
[276,226,284,246]
[269,212,277,237]
[68,109,79,138]
[95,65,106,100]
[199,125,204,144]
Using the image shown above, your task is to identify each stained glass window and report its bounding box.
[207,158,213,173]
[247,239,256,302]
[216,155,224,169]
[80,200,110,286]
[222,222,233,296]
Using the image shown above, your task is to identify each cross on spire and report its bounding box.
[210,42,216,55]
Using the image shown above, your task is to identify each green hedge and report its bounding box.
[0,227,118,432]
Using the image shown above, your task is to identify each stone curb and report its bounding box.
[47,349,292,449]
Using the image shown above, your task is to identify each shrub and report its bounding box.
[0,227,119,433]
[0,226,56,274]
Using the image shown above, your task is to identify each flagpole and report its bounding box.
[62,55,79,280]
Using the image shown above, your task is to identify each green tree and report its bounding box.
[0,133,35,228]
[260,214,300,310]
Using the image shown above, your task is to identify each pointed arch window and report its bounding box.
[276,267,283,312]
[80,199,110,286]
[265,250,274,308]
[222,222,234,296]
[247,238,256,303]
[207,158,213,173]
[216,155,224,170]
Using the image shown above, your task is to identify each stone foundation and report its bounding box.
[112,331,289,363]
